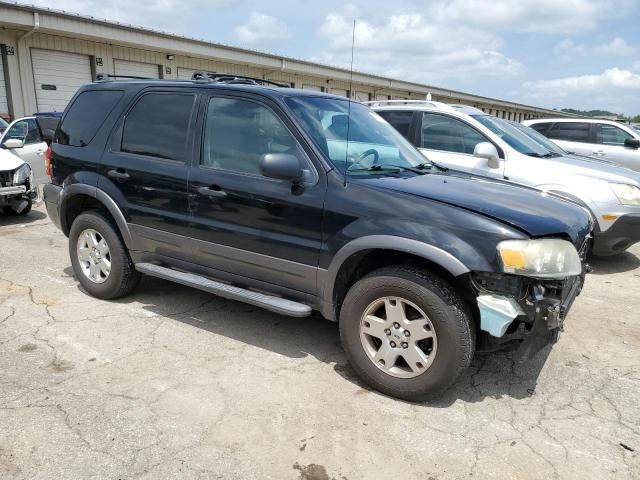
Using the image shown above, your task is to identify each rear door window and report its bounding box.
[376,110,414,140]
[56,90,123,146]
[546,122,590,143]
[530,123,551,134]
[594,124,633,146]
[122,93,195,161]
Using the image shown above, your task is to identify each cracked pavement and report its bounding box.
[0,206,639,480]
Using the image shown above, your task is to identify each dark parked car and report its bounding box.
[43,74,592,400]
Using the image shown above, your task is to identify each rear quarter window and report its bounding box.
[55,90,123,146]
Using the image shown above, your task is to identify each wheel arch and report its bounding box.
[60,184,133,248]
[320,236,471,321]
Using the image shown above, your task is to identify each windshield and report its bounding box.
[285,96,429,174]
[508,121,566,155]
[472,114,555,157]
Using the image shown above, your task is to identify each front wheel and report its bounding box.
[339,266,474,401]
[69,211,140,299]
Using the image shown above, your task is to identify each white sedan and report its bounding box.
[0,116,49,186]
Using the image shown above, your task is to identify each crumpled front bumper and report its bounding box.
[473,271,586,359]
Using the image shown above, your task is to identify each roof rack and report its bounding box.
[95,73,154,81]
[190,71,290,88]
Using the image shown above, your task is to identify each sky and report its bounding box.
[27,0,640,115]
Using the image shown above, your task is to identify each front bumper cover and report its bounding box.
[473,271,586,358]
[593,213,640,255]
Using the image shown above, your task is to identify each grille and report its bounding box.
[0,170,13,187]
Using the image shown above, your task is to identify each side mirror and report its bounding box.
[624,138,640,149]
[259,153,303,182]
[3,138,24,149]
[473,142,501,169]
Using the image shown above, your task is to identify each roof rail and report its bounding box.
[95,73,154,81]
[190,71,290,88]
[363,99,455,111]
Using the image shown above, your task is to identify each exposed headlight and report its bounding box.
[497,239,582,278]
[610,183,640,206]
[13,163,31,185]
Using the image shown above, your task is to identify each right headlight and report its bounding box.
[610,183,640,206]
[497,239,582,278]
[13,163,31,185]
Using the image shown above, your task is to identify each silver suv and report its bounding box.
[368,100,640,256]
[523,118,640,172]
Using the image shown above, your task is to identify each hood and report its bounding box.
[548,154,640,186]
[360,171,592,245]
[0,148,26,172]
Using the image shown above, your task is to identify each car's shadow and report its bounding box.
[70,273,549,405]
[589,250,640,275]
[0,209,47,226]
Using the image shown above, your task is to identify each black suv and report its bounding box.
[43,74,592,401]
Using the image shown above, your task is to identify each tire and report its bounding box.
[15,199,32,216]
[68,210,140,299]
[339,265,474,402]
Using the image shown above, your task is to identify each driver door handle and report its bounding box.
[108,169,130,181]
[197,186,227,199]
[592,150,606,156]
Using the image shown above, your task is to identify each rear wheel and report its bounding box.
[339,265,474,401]
[69,211,140,299]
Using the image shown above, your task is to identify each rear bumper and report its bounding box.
[593,214,640,255]
[43,183,63,230]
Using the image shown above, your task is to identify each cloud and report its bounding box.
[431,0,626,34]
[524,68,640,93]
[315,12,522,84]
[233,12,291,46]
[594,37,637,56]
[28,0,230,33]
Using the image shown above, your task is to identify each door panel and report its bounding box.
[188,95,325,293]
[593,123,640,171]
[99,91,196,260]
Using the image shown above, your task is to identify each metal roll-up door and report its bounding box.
[114,59,160,79]
[31,49,92,113]
[330,88,348,97]
[302,85,322,92]
[0,53,8,119]
[177,67,198,80]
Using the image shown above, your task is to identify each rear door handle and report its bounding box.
[197,186,227,198]
[592,150,606,156]
[108,169,130,181]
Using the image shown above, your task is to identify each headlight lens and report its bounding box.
[610,183,640,206]
[13,163,31,185]
[497,239,582,278]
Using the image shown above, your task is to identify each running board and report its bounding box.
[135,263,312,318]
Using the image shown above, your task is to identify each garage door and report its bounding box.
[114,59,160,79]
[302,85,322,92]
[330,88,348,97]
[177,67,198,80]
[353,91,370,102]
[0,54,8,118]
[31,49,92,112]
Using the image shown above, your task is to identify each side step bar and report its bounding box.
[135,263,312,318]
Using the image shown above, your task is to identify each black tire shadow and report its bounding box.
[589,250,640,275]
[0,209,47,226]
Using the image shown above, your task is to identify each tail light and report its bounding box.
[45,146,52,177]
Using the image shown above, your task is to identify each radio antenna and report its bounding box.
[344,19,356,187]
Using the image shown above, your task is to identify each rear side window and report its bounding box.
[376,110,414,140]
[547,122,590,143]
[56,90,123,146]
[122,93,195,161]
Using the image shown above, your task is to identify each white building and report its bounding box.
[0,2,572,122]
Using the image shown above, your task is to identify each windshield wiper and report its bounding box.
[347,164,426,175]
[416,161,448,172]
[526,152,560,158]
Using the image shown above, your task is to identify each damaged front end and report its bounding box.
[0,164,35,214]
[471,236,591,359]
[473,272,586,359]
